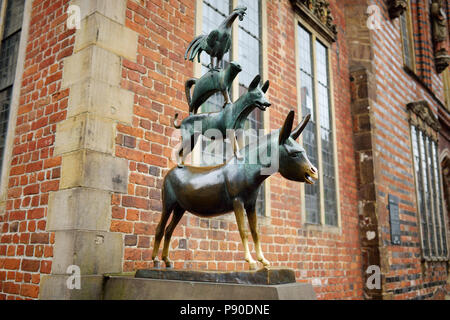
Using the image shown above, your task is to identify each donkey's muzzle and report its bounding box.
[304,166,318,184]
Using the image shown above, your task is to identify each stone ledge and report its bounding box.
[103,276,316,300]
[135,268,296,285]
[40,274,105,300]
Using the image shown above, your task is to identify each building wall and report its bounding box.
[0,0,448,300]
[113,0,363,300]
[0,0,75,299]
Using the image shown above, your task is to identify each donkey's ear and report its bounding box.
[261,80,270,93]
[248,75,261,91]
[290,114,311,140]
[279,110,295,145]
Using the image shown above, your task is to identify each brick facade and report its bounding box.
[0,0,448,300]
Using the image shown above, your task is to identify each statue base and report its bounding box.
[135,267,296,285]
[103,268,316,300]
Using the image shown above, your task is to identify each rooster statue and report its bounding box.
[184,6,247,69]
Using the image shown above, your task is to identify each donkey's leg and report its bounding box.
[161,205,185,268]
[233,199,257,270]
[151,206,172,268]
[246,206,270,267]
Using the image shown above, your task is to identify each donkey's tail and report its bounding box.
[173,113,181,129]
[185,78,196,112]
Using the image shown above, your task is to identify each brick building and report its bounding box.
[0,0,448,300]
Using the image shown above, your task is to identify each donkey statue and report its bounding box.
[152,110,318,269]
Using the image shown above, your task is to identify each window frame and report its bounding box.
[399,0,416,73]
[0,0,29,202]
[192,0,270,217]
[408,103,449,261]
[294,15,341,231]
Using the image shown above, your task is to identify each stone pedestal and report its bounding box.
[103,268,316,300]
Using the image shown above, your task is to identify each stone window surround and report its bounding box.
[399,0,416,73]
[0,0,31,203]
[294,14,341,233]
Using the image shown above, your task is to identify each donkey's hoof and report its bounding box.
[249,261,258,270]
[177,163,184,168]
[153,259,161,269]
[163,259,173,268]
[259,258,270,267]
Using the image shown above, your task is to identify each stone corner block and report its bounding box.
[52,230,123,276]
[71,0,126,25]
[54,113,115,156]
[75,12,138,61]
[47,188,112,232]
[67,80,133,123]
[60,150,128,193]
[62,46,121,88]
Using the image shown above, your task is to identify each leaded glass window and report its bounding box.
[298,23,337,226]
[411,124,448,259]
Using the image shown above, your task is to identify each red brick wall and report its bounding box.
[370,0,448,300]
[0,0,74,300]
[113,0,364,300]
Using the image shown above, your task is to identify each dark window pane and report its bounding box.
[3,0,25,39]
[0,88,12,170]
[411,126,429,256]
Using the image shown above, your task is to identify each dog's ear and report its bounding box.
[261,80,269,93]
[248,75,261,91]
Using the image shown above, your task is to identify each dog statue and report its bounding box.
[174,75,270,167]
[185,61,242,115]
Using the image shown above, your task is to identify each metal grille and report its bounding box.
[411,125,449,258]
[411,126,429,256]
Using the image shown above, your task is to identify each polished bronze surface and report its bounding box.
[152,111,318,269]
[135,268,296,285]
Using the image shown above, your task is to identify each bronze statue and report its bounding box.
[184,6,247,69]
[185,61,242,115]
[174,75,270,167]
[152,111,318,269]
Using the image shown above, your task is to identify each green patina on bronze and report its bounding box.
[135,268,296,285]
[152,111,318,269]
[185,6,247,69]
[148,5,319,273]
[174,75,270,166]
[185,61,242,115]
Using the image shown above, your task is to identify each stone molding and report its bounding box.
[386,0,408,19]
[407,100,441,140]
[290,0,338,43]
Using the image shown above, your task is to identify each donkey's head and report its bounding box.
[245,75,271,111]
[278,110,318,184]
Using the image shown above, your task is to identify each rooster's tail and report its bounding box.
[185,35,205,63]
